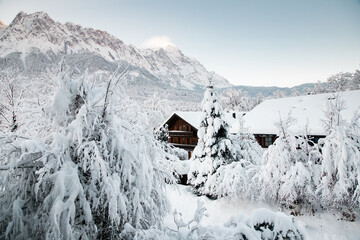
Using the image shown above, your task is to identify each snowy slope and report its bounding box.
[165,184,360,240]
[0,11,231,91]
[243,90,360,135]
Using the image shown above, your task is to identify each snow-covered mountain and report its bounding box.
[0,11,231,97]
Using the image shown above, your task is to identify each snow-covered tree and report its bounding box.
[198,115,263,199]
[0,66,169,239]
[220,88,256,111]
[352,69,360,90]
[327,72,354,92]
[255,92,265,106]
[322,93,347,134]
[304,69,360,95]
[155,124,170,143]
[290,89,300,97]
[188,83,236,196]
[316,95,360,217]
[272,89,287,99]
[153,123,189,183]
[233,115,263,166]
[312,81,329,95]
[0,77,22,133]
[257,112,317,214]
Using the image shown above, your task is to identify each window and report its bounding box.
[265,135,272,147]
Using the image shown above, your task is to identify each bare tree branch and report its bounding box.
[102,62,132,119]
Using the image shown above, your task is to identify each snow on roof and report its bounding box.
[165,111,244,134]
[243,90,360,136]
[173,111,202,130]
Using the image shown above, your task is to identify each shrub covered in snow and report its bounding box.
[0,68,169,239]
[140,202,305,240]
[153,124,189,183]
[188,84,237,196]
[317,95,360,216]
[257,113,318,214]
[203,161,253,199]
[224,208,305,240]
[232,131,263,166]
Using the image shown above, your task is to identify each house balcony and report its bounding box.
[168,130,194,137]
[170,143,197,149]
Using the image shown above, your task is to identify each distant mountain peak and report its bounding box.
[0,11,232,90]
[0,19,7,28]
[10,11,53,27]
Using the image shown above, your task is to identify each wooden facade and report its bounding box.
[165,114,198,159]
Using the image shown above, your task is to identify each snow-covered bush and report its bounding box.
[153,123,189,183]
[317,95,360,216]
[188,84,237,196]
[257,113,318,214]
[203,161,250,198]
[232,120,263,166]
[225,208,304,240]
[139,205,305,240]
[0,67,170,239]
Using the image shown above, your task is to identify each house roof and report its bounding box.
[164,111,244,134]
[243,90,360,136]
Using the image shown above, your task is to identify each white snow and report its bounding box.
[164,111,243,134]
[165,184,360,240]
[244,90,360,136]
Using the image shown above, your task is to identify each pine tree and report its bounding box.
[188,83,236,196]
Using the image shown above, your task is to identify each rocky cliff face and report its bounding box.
[0,11,231,95]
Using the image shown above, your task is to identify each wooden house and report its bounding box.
[164,112,199,159]
[163,111,242,158]
[163,90,360,151]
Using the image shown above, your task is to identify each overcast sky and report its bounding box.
[0,0,359,87]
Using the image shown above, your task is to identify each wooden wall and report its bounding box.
[166,115,198,158]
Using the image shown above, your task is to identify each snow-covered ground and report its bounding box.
[164,184,360,240]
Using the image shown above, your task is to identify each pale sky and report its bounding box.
[0,0,359,87]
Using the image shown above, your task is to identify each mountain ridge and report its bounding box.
[0,11,231,90]
[0,11,318,108]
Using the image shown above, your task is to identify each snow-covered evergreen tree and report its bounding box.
[188,83,236,196]
[317,95,360,217]
[155,124,170,143]
[257,112,317,214]
[194,115,263,199]
[0,66,169,239]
